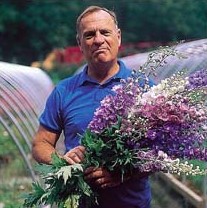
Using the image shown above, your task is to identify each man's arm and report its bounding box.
[32,125,86,165]
[32,125,60,164]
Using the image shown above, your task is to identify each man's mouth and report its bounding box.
[93,48,107,54]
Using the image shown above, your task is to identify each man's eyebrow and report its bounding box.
[86,28,112,33]
[83,30,95,36]
[100,29,113,32]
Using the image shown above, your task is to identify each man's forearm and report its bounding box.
[32,141,57,164]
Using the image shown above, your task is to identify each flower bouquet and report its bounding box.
[23,45,207,208]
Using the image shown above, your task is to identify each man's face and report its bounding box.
[77,10,121,65]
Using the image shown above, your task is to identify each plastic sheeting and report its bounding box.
[0,62,54,179]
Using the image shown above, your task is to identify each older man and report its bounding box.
[32,6,151,208]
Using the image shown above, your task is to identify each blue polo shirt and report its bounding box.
[40,60,151,208]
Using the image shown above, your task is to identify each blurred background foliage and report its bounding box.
[0,0,206,66]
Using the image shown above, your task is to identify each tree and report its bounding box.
[0,0,83,65]
[118,0,207,42]
[0,0,206,65]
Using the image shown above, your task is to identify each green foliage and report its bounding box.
[0,1,84,65]
[0,126,16,157]
[23,153,96,208]
[119,0,207,42]
[0,180,32,208]
[46,63,80,84]
[81,120,136,177]
[22,182,46,207]
[23,121,137,207]
[0,0,206,65]
[185,160,206,192]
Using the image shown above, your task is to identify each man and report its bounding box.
[32,6,151,208]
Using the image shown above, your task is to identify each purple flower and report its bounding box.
[186,69,207,89]
[84,62,207,175]
[88,80,140,133]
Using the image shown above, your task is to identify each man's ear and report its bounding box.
[76,34,83,52]
[117,28,121,47]
[76,34,80,46]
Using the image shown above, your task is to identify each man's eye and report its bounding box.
[84,33,94,39]
[101,31,111,36]
[86,35,93,39]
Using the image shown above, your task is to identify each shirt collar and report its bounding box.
[77,60,131,86]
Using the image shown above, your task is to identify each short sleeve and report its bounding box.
[39,86,63,134]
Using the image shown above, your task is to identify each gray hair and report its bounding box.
[76,6,118,37]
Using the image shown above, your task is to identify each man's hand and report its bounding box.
[84,167,122,189]
[63,145,85,164]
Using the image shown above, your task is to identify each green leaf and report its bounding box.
[23,182,46,207]
[35,163,54,175]
[56,164,83,185]
[51,152,68,168]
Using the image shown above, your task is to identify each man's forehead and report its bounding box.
[80,11,115,28]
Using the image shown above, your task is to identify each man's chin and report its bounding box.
[95,59,113,66]
[93,56,110,64]
[94,52,108,60]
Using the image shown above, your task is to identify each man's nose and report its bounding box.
[94,32,104,44]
